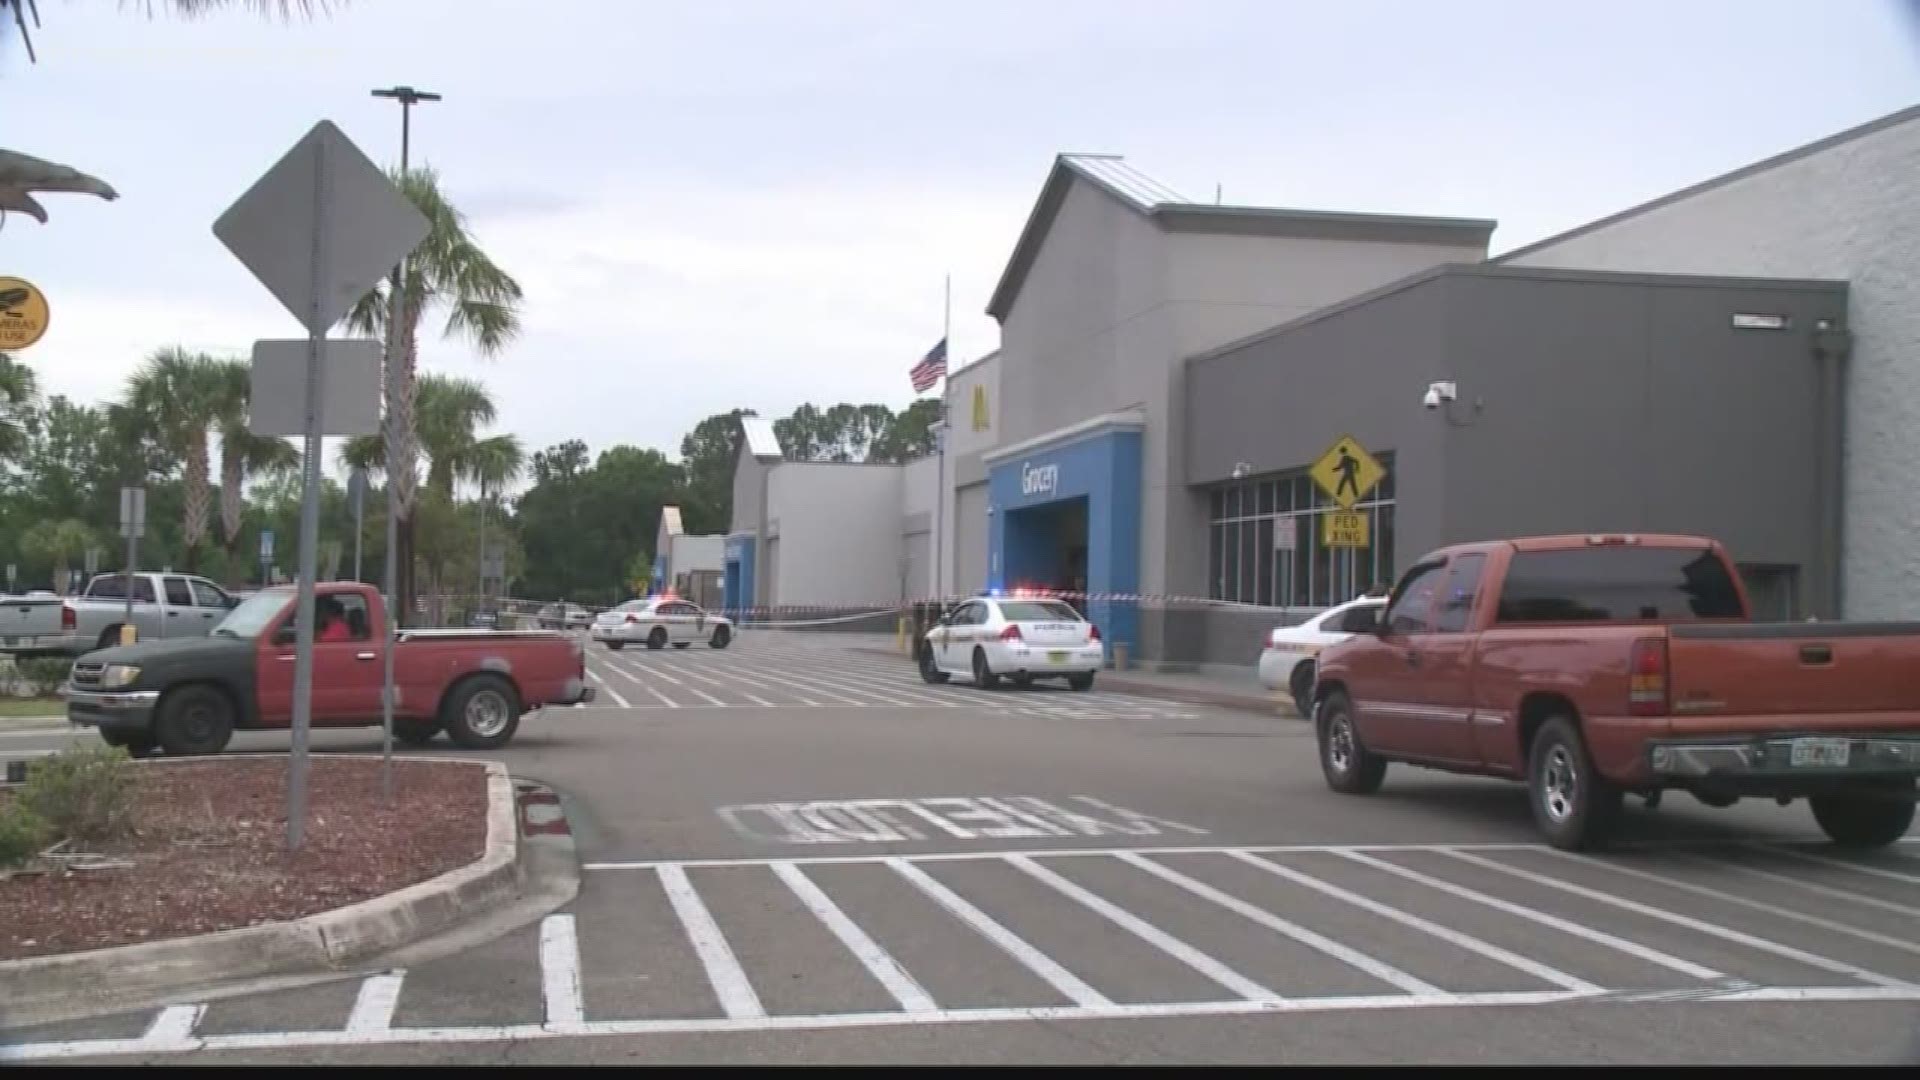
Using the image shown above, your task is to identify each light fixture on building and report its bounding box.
[1231,462,1252,479]
[1424,380,1482,427]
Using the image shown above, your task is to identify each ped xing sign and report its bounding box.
[1322,511,1370,549]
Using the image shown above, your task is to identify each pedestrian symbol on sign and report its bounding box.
[1309,435,1385,511]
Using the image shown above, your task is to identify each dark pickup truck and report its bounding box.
[1313,533,1920,850]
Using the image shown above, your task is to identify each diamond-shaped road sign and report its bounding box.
[213,120,429,334]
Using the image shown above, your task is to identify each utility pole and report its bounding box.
[370,84,440,799]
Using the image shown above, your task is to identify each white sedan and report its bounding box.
[591,597,734,651]
[1258,596,1386,716]
[919,595,1105,690]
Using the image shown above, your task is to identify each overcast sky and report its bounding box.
[3,0,1916,480]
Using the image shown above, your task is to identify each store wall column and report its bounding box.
[723,535,756,618]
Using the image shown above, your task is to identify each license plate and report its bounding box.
[1789,738,1851,768]
[1049,651,1068,664]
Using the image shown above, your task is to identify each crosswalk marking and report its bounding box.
[1114,851,1445,997]
[1749,843,1920,886]
[657,864,767,1020]
[887,857,1115,1009]
[772,861,941,1014]
[1681,851,1920,920]
[585,670,631,709]
[5,841,1920,1061]
[1334,849,1727,980]
[1443,849,1906,987]
[1004,853,1283,1004]
[1225,851,1601,994]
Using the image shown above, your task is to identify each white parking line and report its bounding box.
[598,659,679,707]
[1445,849,1908,987]
[888,857,1115,1009]
[657,864,767,1020]
[1115,851,1445,997]
[1749,843,1920,886]
[1682,852,1920,921]
[585,670,631,709]
[658,657,774,707]
[1333,849,1725,981]
[772,861,940,1014]
[1227,851,1601,994]
[345,971,406,1034]
[540,914,586,1028]
[1006,853,1284,1004]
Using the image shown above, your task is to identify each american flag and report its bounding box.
[909,337,948,393]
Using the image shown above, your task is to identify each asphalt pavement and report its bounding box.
[3,631,1917,1064]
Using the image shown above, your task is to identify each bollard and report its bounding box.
[1112,642,1129,671]
[897,615,910,655]
[119,623,137,647]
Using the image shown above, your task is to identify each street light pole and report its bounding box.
[370,84,440,800]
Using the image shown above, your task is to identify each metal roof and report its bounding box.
[1059,154,1187,210]
[740,415,783,460]
[659,506,683,537]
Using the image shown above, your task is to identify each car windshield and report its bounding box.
[212,588,293,638]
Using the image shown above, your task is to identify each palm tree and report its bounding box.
[3,1,335,66]
[346,169,523,626]
[0,352,36,463]
[210,359,299,584]
[124,348,227,572]
[20,518,95,595]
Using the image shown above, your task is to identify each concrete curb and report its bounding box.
[850,645,1301,719]
[0,758,522,1029]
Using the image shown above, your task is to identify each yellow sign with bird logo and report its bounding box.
[0,277,49,351]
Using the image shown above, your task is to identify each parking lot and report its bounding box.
[3,633,1915,1064]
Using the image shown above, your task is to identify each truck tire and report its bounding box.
[394,719,440,747]
[1809,784,1916,849]
[154,685,235,757]
[647,627,668,651]
[1289,662,1316,719]
[1527,716,1623,851]
[99,728,158,758]
[441,675,521,750]
[1317,690,1386,794]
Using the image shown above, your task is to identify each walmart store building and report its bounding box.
[730,106,1918,669]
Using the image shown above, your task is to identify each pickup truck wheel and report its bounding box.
[99,728,157,758]
[709,625,732,649]
[441,676,522,750]
[647,627,668,651]
[1289,663,1316,719]
[1317,691,1386,794]
[154,685,235,757]
[1528,717,1622,851]
[394,719,440,747]
[1809,785,1916,849]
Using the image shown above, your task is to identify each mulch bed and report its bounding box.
[0,757,490,962]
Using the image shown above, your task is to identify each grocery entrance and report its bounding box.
[1001,496,1089,598]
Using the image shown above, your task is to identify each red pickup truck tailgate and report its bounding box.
[1666,622,1920,731]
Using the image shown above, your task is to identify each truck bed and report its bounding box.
[1666,620,1920,732]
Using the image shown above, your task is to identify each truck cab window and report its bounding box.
[1433,554,1487,633]
[1384,564,1446,635]
[89,576,155,603]
[164,577,194,607]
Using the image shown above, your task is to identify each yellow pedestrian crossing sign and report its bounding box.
[1309,435,1384,510]
[1322,511,1370,548]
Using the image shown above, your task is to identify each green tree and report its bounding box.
[677,409,753,534]
[0,352,36,463]
[20,518,95,594]
[871,398,942,463]
[210,359,299,585]
[124,348,227,572]
[345,169,523,626]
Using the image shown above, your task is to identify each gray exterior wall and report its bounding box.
[953,482,989,596]
[764,463,904,607]
[938,352,1002,597]
[1499,107,1920,620]
[1185,266,1849,651]
[992,174,1491,664]
[668,534,726,575]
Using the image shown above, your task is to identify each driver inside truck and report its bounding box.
[316,597,353,642]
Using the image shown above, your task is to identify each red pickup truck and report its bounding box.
[1312,534,1920,851]
[61,582,594,756]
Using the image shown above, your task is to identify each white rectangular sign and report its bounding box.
[247,338,382,437]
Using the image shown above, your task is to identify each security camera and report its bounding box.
[1422,387,1443,410]
[1423,381,1458,410]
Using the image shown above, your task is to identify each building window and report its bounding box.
[1204,455,1396,608]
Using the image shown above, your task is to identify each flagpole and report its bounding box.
[935,274,950,602]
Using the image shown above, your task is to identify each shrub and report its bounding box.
[21,743,135,846]
[0,800,50,868]
[16,657,74,698]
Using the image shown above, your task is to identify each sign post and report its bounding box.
[1309,435,1385,552]
[259,529,275,588]
[119,486,145,646]
[214,120,429,851]
[4,564,14,592]
[348,466,368,583]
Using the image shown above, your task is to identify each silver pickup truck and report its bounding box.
[0,572,239,658]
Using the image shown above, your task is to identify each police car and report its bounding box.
[591,596,733,651]
[919,593,1105,690]
[1258,595,1387,716]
